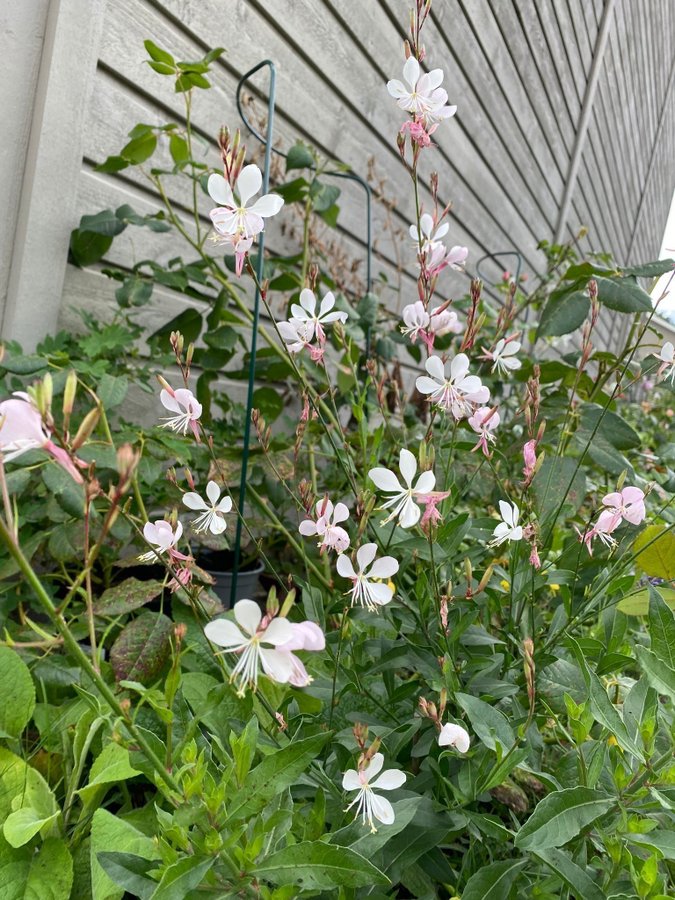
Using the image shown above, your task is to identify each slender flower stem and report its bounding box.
[0,514,181,796]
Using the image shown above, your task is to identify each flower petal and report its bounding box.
[206,480,221,505]
[367,557,399,579]
[248,193,284,218]
[371,769,406,790]
[414,471,436,494]
[342,769,362,791]
[369,467,404,492]
[332,502,350,524]
[438,722,470,752]
[363,752,384,781]
[299,520,318,536]
[450,353,470,379]
[233,599,262,636]
[369,793,395,825]
[356,543,378,572]
[204,618,246,648]
[182,491,208,511]
[402,56,420,88]
[258,647,293,683]
[336,554,356,579]
[425,355,446,382]
[262,617,295,646]
[399,448,417,487]
[207,173,234,206]
[398,496,421,528]
[236,164,262,205]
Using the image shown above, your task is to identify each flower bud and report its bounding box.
[63,371,78,421]
[71,407,101,450]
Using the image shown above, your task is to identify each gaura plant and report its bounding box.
[1,0,675,896]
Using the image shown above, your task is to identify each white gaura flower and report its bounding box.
[369,448,436,528]
[468,406,500,456]
[387,58,457,123]
[438,722,471,753]
[342,753,406,832]
[299,497,350,553]
[426,243,468,276]
[401,301,430,343]
[429,305,462,336]
[276,621,326,687]
[655,340,675,383]
[409,213,449,254]
[336,544,399,611]
[278,318,316,355]
[489,500,523,547]
[485,338,522,377]
[208,164,284,240]
[204,599,295,696]
[183,480,232,535]
[160,385,202,439]
[416,354,490,420]
[290,289,348,343]
[139,520,183,562]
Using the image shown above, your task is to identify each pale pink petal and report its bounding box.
[621,486,645,504]
[332,502,350,524]
[160,390,181,414]
[602,492,622,509]
[336,555,356,579]
[262,617,295,646]
[299,520,318,536]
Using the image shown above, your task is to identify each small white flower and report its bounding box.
[486,338,522,377]
[400,301,430,343]
[204,599,295,696]
[290,289,348,343]
[489,500,523,547]
[426,243,468,276]
[160,386,202,438]
[655,340,675,383]
[336,544,399,611]
[278,318,315,354]
[183,480,232,535]
[429,305,462,336]
[208,164,284,240]
[468,406,500,455]
[387,58,457,123]
[416,354,490,420]
[369,448,436,529]
[409,213,449,254]
[299,497,350,554]
[342,752,406,832]
[438,722,471,753]
[139,520,183,562]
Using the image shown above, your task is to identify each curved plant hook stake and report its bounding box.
[236,64,373,340]
[475,250,523,288]
[231,60,277,607]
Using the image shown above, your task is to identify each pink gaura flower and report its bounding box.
[400,119,433,147]
[159,384,202,440]
[276,620,326,687]
[482,337,522,377]
[208,164,284,241]
[401,301,430,345]
[600,486,646,530]
[429,304,462,337]
[468,406,500,456]
[416,354,490,420]
[299,497,350,554]
[139,519,184,562]
[426,243,468,277]
[0,393,83,483]
[418,490,451,531]
[522,439,538,485]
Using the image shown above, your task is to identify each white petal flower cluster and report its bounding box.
[278,289,347,363]
[416,354,490,420]
[183,480,232,535]
[337,544,399,611]
[489,500,523,547]
[387,58,456,125]
[343,753,406,832]
[369,448,435,529]
[299,497,350,554]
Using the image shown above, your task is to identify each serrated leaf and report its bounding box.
[110,612,173,684]
[461,859,528,900]
[455,693,513,752]
[635,645,675,702]
[93,578,164,616]
[254,842,388,890]
[514,787,614,850]
[0,647,35,739]
[535,848,607,900]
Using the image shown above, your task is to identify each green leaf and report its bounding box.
[0,748,58,835]
[150,308,202,347]
[93,578,164,616]
[286,143,315,171]
[0,647,35,739]
[633,525,675,580]
[628,830,675,860]
[168,134,189,163]
[309,180,341,212]
[531,457,585,524]
[514,787,614,850]
[0,834,73,900]
[94,155,129,174]
[96,853,155,899]
[578,404,641,450]
[144,40,175,66]
[3,808,58,848]
[227,733,331,821]
[97,374,129,408]
[69,230,113,267]
[120,133,157,165]
[203,325,238,351]
[90,809,159,900]
[635,645,675,702]
[455,692,514,753]
[255,842,388,890]
[77,742,142,804]
[252,386,284,422]
[537,285,589,337]
[595,276,652,313]
[110,612,173,684]
[79,209,126,237]
[621,259,674,278]
[535,848,607,900]
[617,588,675,616]
[42,464,85,518]
[0,354,48,375]
[149,856,214,899]
[648,586,675,668]
[461,859,528,900]
[116,276,153,308]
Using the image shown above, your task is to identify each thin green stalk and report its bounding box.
[0,515,181,796]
